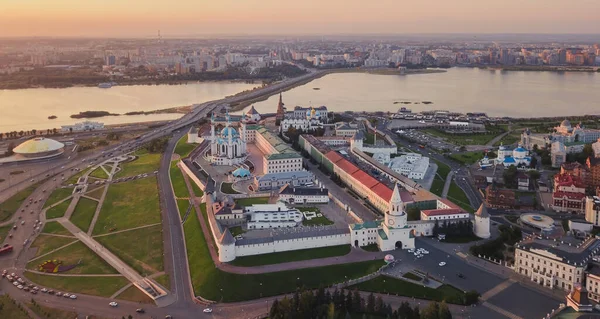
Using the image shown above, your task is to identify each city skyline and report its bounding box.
[1,0,600,37]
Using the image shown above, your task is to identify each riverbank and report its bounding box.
[463,65,600,73]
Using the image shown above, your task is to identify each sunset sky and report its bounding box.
[1,0,598,37]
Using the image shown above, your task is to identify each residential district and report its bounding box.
[3,38,600,319]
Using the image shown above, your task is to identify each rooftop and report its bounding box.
[517,236,600,266]
[279,184,328,196]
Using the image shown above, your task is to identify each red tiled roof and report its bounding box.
[371,183,393,201]
[421,208,465,217]
[351,170,379,189]
[554,173,586,189]
[439,198,460,209]
[336,159,359,175]
[552,191,586,200]
[325,151,344,164]
[400,191,414,203]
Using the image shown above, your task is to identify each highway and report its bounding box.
[0,70,327,318]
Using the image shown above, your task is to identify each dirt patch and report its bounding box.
[171,153,181,161]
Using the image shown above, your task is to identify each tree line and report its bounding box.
[269,287,453,319]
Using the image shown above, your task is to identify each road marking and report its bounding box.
[483,301,523,319]
[480,279,515,301]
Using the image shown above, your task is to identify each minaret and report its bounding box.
[241,114,247,154]
[385,183,406,228]
[210,112,217,156]
[226,111,233,159]
[276,93,285,123]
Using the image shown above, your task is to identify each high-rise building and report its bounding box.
[559,49,567,65]
[105,55,116,66]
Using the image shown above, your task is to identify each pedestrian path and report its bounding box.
[441,171,454,198]
[483,301,523,319]
[480,279,515,301]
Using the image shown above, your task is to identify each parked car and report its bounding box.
[109,302,118,307]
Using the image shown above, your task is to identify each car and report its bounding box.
[109,302,118,307]
[457,273,465,279]
[31,290,37,294]
[136,308,145,313]
[17,285,23,289]
[407,249,414,253]
[203,308,213,313]
[56,292,63,297]
[70,295,77,299]
[439,262,447,267]
[41,288,48,293]
[48,290,55,295]
[165,316,172,319]
[20,221,24,225]
[13,282,18,286]
[63,293,70,298]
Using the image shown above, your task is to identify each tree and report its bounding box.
[270,299,281,319]
[406,206,421,221]
[366,293,376,313]
[438,301,452,319]
[464,290,480,305]
[421,301,440,319]
[528,169,540,180]
[529,156,538,169]
[503,165,518,189]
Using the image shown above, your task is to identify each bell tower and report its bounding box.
[385,184,407,228]
[276,93,285,123]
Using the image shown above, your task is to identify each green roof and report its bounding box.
[350,220,382,230]
[564,141,586,146]
[378,229,388,240]
[267,153,302,160]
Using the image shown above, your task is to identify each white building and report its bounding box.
[349,184,415,251]
[335,122,359,137]
[388,153,429,180]
[278,184,329,204]
[187,127,204,144]
[245,106,261,122]
[496,143,531,167]
[551,141,567,168]
[254,171,314,191]
[60,121,104,132]
[514,236,600,292]
[244,202,304,229]
[585,196,600,227]
[208,112,248,166]
[473,204,491,239]
[280,106,328,132]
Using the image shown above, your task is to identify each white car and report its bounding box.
[41,288,48,293]
[17,285,23,289]
[439,262,447,267]
[109,301,118,307]
[203,308,213,313]
[70,295,77,299]
[408,249,414,253]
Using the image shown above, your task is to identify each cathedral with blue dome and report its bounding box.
[496,143,532,167]
[208,112,248,166]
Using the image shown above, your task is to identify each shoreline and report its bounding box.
[459,65,600,73]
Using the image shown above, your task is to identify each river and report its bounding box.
[0,81,257,132]
[239,68,600,118]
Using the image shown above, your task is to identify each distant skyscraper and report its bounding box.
[105,55,116,66]
[500,49,511,65]
[558,49,567,65]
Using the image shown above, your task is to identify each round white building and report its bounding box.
[12,137,65,159]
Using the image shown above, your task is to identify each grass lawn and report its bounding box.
[449,151,486,165]
[402,272,422,281]
[184,207,381,301]
[29,235,76,257]
[154,273,170,290]
[221,182,240,194]
[115,152,161,178]
[423,129,499,146]
[228,226,245,237]
[23,272,128,298]
[433,159,450,179]
[234,197,269,207]
[93,177,161,235]
[115,284,154,304]
[41,222,73,236]
[85,187,105,200]
[230,245,351,267]
[177,199,191,219]
[351,275,466,305]
[0,224,12,242]
[89,167,109,179]
[447,182,474,213]
[45,199,71,219]
[96,225,164,276]
[64,170,86,185]
[0,182,41,222]
[174,135,197,158]
[493,132,521,147]
[44,187,74,208]
[302,215,334,226]
[191,181,204,197]
[27,301,78,319]
[0,295,32,319]
[170,161,190,198]
[430,179,445,197]
[27,241,118,275]
[70,197,98,232]
[361,244,380,252]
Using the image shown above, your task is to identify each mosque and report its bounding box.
[207,112,248,166]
